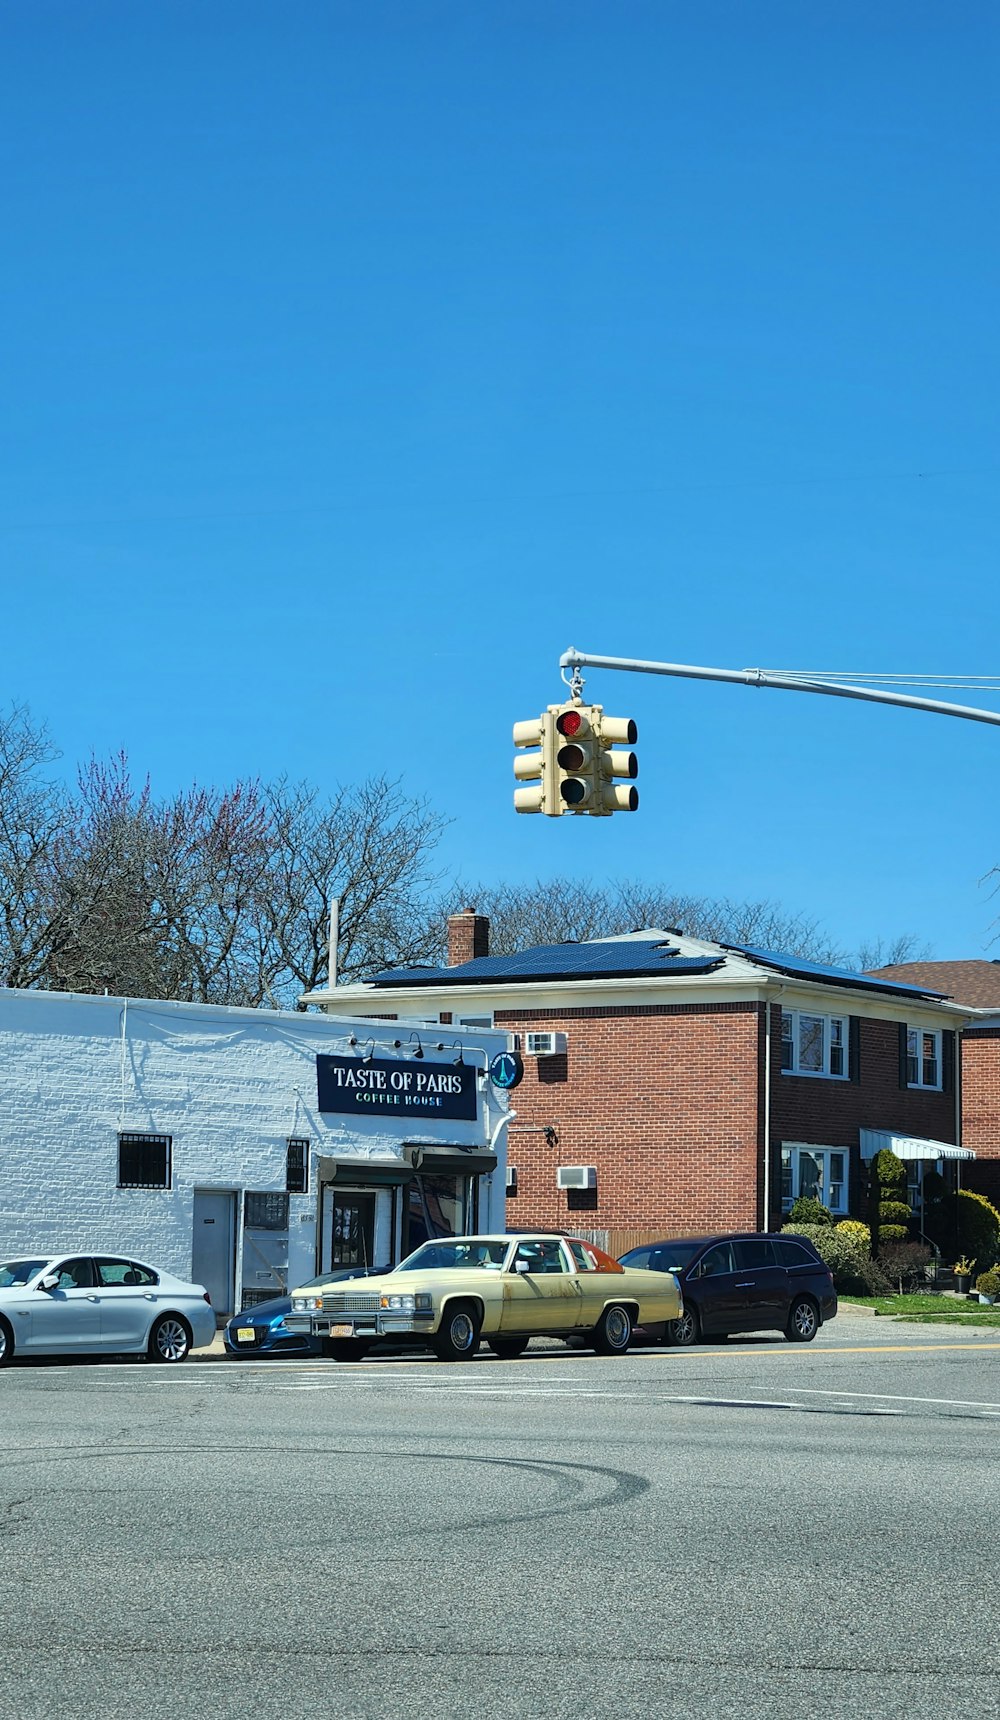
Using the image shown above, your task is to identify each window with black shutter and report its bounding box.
[286,1138,309,1194]
[117,1133,171,1189]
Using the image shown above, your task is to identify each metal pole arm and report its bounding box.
[559,649,1000,729]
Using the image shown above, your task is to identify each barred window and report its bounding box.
[244,1191,289,1230]
[286,1138,309,1195]
[118,1133,171,1190]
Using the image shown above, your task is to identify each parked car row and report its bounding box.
[0,1231,837,1366]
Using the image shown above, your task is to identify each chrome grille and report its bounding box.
[322,1292,381,1313]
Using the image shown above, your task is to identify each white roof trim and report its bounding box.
[860,1128,975,1163]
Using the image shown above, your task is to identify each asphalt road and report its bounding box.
[2,1318,999,1720]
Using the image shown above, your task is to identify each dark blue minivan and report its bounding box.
[618,1232,837,1346]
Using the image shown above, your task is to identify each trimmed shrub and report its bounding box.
[788,1195,833,1227]
[879,1201,912,1229]
[878,1225,909,1245]
[870,1149,911,1253]
[958,1191,1000,1270]
[836,1219,872,1253]
[782,1223,869,1292]
[975,1267,1000,1298]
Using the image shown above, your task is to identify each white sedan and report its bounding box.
[0,1254,217,1365]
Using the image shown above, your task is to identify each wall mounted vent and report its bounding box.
[505,1166,518,1193]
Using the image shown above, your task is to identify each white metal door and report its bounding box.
[192,1190,236,1316]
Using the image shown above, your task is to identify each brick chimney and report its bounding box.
[447,908,490,967]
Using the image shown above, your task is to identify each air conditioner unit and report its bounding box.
[505,1166,518,1193]
[524,1031,567,1058]
[556,1165,597,1190]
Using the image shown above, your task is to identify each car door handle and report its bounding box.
[85,1294,100,1302]
[734,1280,755,1288]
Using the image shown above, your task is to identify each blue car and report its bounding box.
[224,1266,389,1357]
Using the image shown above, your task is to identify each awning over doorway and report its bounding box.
[316,1157,413,1186]
[860,1129,975,1163]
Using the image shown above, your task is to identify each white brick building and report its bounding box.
[0,988,510,1315]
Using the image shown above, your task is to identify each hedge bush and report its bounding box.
[878,1224,909,1245]
[836,1219,872,1253]
[782,1223,872,1292]
[975,1267,1000,1299]
[787,1195,833,1226]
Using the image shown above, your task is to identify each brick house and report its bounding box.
[306,915,974,1255]
[867,960,1000,1209]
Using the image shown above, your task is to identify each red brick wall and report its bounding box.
[769,1005,958,1225]
[496,1002,763,1237]
[770,1007,957,1146]
[962,1028,1000,1159]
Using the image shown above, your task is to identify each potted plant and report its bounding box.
[975,1267,1000,1306]
[953,1256,975,1294]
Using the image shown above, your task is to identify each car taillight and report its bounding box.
[203,1292,212,1305]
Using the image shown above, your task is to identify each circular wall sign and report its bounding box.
[489,1051,524,1091]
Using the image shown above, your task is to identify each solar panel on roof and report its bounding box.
[727,944,947,998]
[366,938,725,987]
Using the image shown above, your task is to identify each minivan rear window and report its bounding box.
[775,1238,818,1267]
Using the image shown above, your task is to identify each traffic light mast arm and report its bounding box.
[558,649,1000,730]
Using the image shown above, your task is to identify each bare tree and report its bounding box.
[0,709,447,1008]
[855,933,933,972]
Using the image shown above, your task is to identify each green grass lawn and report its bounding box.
[840,1292,1000,1326]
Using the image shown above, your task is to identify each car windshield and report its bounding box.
[397,1240,509,1272]
[0,1259,49,1288]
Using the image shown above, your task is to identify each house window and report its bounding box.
[780,1010,848,1079]
[781,1144,848,1215]
[906,1028,941,1089]
[117,1133,171,1190]
[286,1138,309,1194]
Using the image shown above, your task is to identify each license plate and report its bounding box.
[236,1327,255,1343]
[330,1323,353,1338]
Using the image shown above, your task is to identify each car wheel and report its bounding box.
[786,1297,819,1342]
[147,1314,192,1363]
[0,1316,14,1368]
[666,1306,701,1347]
[489,1336,529,1360]
[322,1338,371,1363]
[432,1302,481,1362]
[592,1304,633,1355]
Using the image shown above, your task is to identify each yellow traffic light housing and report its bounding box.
[513,701,638,816]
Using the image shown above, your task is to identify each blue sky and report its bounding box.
[2,2,998,958]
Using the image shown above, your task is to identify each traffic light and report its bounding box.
[512,710,557,814]
[513,702,638,816]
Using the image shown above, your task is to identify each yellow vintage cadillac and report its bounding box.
[286,1232,683,1362]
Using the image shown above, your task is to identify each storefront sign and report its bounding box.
[316,1054,479,1121]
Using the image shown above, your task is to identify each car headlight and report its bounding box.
[291,1295,321,1311]
[380,1293,416,1312]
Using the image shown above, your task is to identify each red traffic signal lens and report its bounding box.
[556,710,583,737]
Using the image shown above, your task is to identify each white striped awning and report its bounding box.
[860,1129,975,1163]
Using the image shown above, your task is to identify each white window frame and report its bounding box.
[906,1026,942,1091]
[781,1143,848,1216]
[780,1009,849,1080]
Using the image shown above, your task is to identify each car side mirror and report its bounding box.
[514,1260,530,1274]
[38,1272,59,1292]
